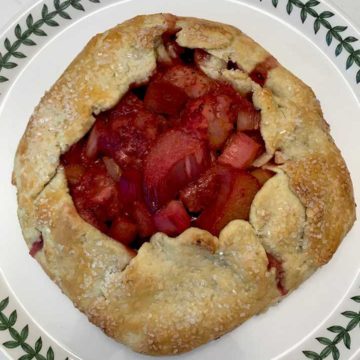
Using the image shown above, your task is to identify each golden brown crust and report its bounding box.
[13,14,356,354]
[87,224,278,355]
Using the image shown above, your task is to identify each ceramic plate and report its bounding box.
[0,0,359,359]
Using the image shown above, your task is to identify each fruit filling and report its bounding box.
[30,235,43,257]
[61,32,275,250]
[266,253,287,295]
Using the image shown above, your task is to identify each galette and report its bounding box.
[13,14,356,355]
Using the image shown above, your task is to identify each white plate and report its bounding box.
[0,0,359,359]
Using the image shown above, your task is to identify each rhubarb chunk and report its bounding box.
[180,169,218,213]
[161,65,214,98]
[196,167,260,236]
[144,79,188,116]
[236,96,261,131]
[144,130,210,211]
[218,132,261,170]
[153,200,191,236]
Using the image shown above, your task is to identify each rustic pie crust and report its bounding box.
[13,14,356,355]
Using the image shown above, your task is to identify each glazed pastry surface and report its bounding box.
[13,14,356,355]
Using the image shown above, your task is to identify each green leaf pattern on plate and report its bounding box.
[1,0,359,84]
[261,0,360,83]
[301,295,360,359]
[0,0,100,83]
[0,297,70,360]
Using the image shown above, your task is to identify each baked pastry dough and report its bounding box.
[13,14,355,355]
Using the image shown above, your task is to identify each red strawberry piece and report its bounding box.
[249,56,278,87]
[61,138,88,166]
[183,93,236,149]
[109,93,164,137]
[153,200,191,236]
[195,166,260,236]
[71,162,120,225]
[161,65,214,98]
[108,93,162,161]
[181,98,209,138]
[144,79,188,116]
[109,216,138,246]
[109,92,145,116]
[180,169,218,213]
[29,235,44,257]
[266,252,287,295]
[144,130,210,212]
[250,168,274,186]
[117,168,143,205]
[132,201,156,238]
[218,132,261,170]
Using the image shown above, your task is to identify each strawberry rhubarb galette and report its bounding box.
[13,14,355,355]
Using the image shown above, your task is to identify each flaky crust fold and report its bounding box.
[13,14,355,355]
